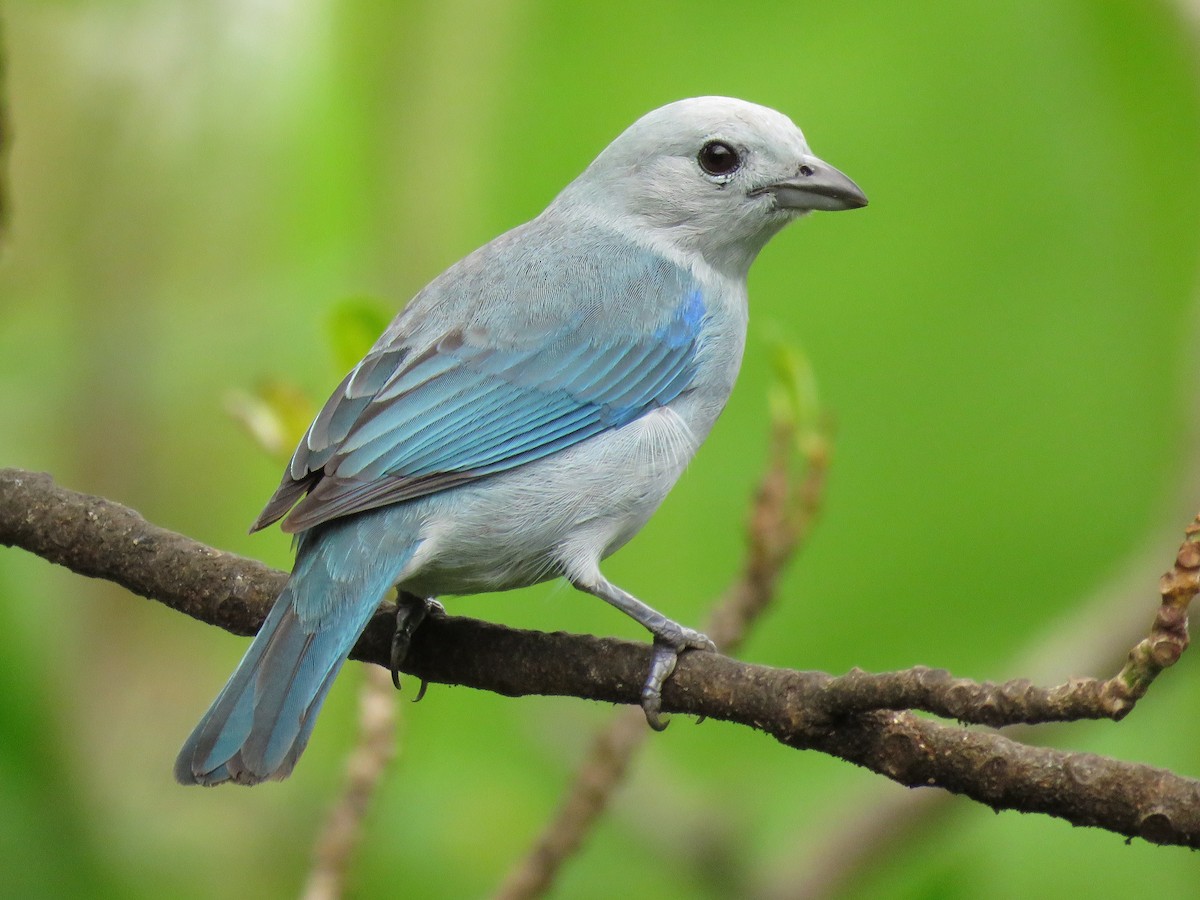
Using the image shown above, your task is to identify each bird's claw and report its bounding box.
[390,594,444,700]
[640,626,715,731]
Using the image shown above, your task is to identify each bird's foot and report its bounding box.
[641,624,716,731]
[391,593,444,701]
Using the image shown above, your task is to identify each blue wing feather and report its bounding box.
[401,391,581,475]
[254,249,708,534]
[373,349,461,403]
[453,405,601,470]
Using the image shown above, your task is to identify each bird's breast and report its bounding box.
[397,404,701,595]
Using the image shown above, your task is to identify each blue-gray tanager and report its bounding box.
[175,96,866,786]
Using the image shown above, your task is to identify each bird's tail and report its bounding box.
[174,516,417,786]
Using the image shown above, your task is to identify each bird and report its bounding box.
[175,96,867,786]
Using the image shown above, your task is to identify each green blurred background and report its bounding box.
[2,1,1199,897]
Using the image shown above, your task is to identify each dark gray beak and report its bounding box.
[754,154,868,212]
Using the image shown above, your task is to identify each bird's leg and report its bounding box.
[569,573,715,730]
[391,591,444,701]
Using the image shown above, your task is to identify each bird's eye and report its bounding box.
[698,141,741,178]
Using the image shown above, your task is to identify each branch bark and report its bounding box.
[2,466,1197,848]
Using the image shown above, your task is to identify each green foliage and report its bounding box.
[226,296,390,462]
[2,1,1199,898]
[327,296,391,373]
[766,337,825,457]
[226,380,315,463]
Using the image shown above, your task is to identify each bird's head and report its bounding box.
[557,96,867,276]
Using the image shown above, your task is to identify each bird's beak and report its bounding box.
[754,155,868,212]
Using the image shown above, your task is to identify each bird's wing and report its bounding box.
[253,271,707,534]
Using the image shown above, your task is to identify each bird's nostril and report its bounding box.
[798,164,815,177]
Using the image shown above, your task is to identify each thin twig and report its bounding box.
[301,666,398,900]
[759,222,1200,898]
[491,707,650,900]
[493,416,831,900]
[1114,518,1196,700]
[757,532,1182,900]
[1,466,1198,847]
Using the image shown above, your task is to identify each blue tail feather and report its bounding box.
[175,516,416,786]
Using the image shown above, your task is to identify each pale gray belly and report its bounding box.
[396,404,700,596]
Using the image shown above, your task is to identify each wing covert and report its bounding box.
[253,254,707,534]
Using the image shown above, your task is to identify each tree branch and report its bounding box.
[2,466,1197,848]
